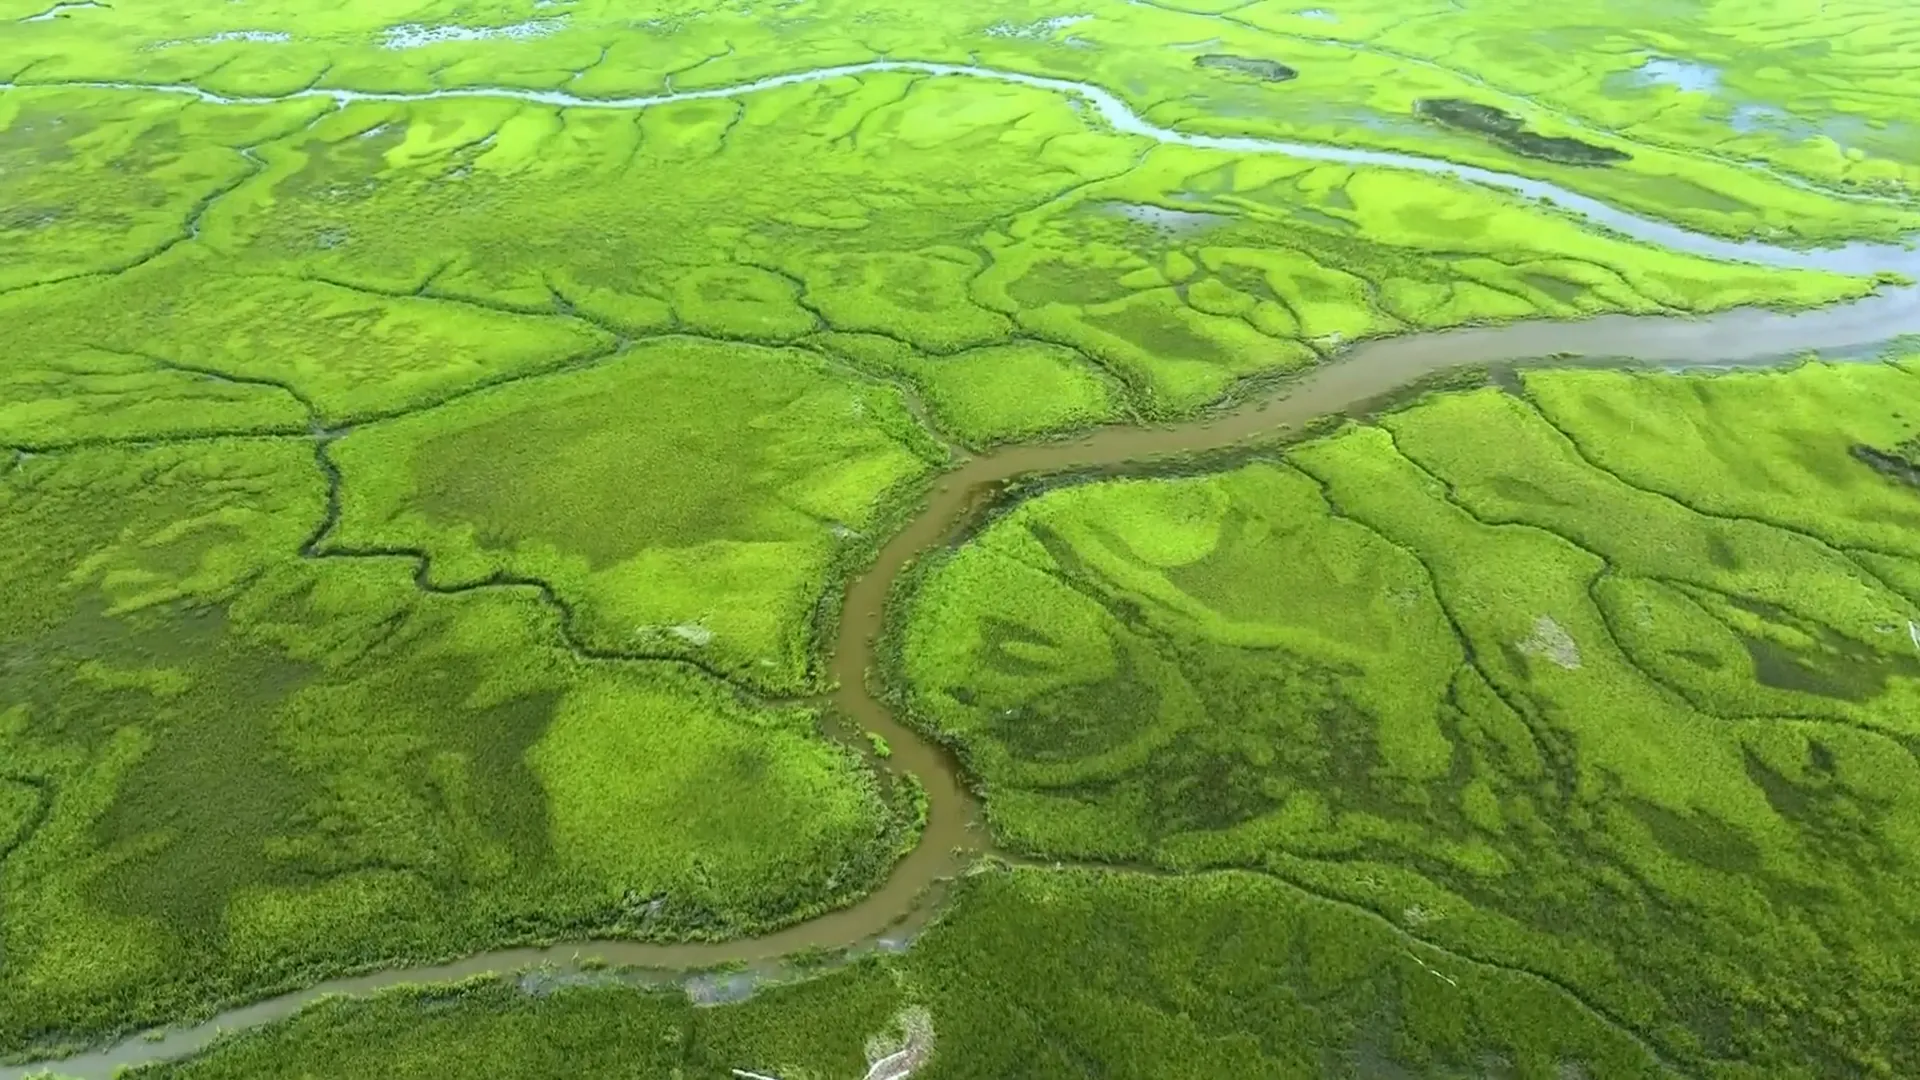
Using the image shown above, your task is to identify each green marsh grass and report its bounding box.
[324,335,944,695]
[1227,0,1920,201]
[0,87,301,292]
[898,360,1920,1076]
[1523,360,1920,561]
[2,67,1876,460]
[6,0,1916,239]
[3,0,1917,1065]
[135,867,1669,1080]
[0,259,617,439]
[0,440,908,1057]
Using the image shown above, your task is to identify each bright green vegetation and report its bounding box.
[814,334,1128,447]
[0,437,909,1056]
[972,146,1870,412]
[6,0,1920,242]
[1523,359,1920,567]
[0,90,275,293]
[1220,0,1920,200]
[1,265,617,438]
[900,359,1920,1077]
[1,66,1870,723]
[135,866,1669,1079]
[5,0,1917,1068]
[325,336,943,695]
[8,75,1866,452]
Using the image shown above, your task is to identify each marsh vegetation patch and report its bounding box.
[327,337,938,692]
[1193,54,1299,83]
[901,361,1920,1076]
[1415,98,1631,166]
[0,438,908,1059]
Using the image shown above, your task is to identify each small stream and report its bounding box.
[3,60,1920,1079]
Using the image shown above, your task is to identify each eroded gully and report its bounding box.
[4,60,1920,1079]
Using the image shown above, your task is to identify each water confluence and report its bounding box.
[5,60,1920,1080]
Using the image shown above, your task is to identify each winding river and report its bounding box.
[5,59,1920,1079]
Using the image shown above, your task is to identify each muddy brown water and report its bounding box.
[6,61,1920,1079]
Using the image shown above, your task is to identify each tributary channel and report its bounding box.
[4,59,1919,1078]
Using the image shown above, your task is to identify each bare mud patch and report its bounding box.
[985,14,1089,40]
[382,18,565,49]
[732,1005,934,1080]
[1518,615,1582,670]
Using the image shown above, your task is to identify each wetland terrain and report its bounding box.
[4,0,1920,1077]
